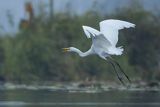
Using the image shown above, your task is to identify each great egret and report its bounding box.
[63,19,135,85]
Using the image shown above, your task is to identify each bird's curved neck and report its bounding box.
[72,48,92,57]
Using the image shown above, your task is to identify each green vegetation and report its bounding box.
[0,2,160,83]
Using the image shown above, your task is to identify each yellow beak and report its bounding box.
[62,48,70,52]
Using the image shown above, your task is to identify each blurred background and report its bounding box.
[0,0,160,85]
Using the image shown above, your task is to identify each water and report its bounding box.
[0,89,160,107]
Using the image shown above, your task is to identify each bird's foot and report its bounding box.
[118,77,125,86]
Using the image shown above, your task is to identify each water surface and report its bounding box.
[0,89,160,107]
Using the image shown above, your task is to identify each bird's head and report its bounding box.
[62,47,76,52]
[62,47,89,57]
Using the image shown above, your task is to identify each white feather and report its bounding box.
[82,26,101,38]
[100,19,135,46]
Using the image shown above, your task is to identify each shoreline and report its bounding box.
[0,81,159,92]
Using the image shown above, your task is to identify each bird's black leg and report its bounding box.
[107,60,125,86]
[109,57,131,84]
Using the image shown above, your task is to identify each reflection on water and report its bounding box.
[0,89,160,107]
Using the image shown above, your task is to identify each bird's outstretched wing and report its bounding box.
[82,26,101,38]
[82,26,111,43]
[82,26,112,51]
[99,19,135,46]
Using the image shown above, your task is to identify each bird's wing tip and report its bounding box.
[133,24,136,27]
[82,25,88,28]
[132,24,136,28]
[82,25,91,38]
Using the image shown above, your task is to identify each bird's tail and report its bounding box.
[108,46,124,55]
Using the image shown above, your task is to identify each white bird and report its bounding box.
[63,19,135,85]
